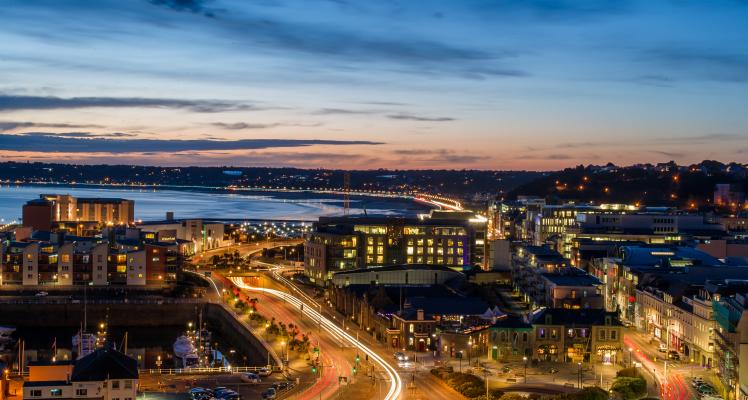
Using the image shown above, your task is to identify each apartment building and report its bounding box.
[530,308,623,364]
[304,210,486,284]
[1,237,181,287]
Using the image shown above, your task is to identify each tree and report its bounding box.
[610,377,647,400]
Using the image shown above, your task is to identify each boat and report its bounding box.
[173,335,199,369]
[72,332,98,359]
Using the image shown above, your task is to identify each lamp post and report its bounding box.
[523,356,528,384]
[577,362,582,389]
[628,347,633,368]
[468,338,473,366]
[458,351,463,372]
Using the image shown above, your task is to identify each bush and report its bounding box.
[430,368,487,398]
[616,368,642,378]
[610,377,647,400]
[499,394,528,400]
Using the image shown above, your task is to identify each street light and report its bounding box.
[523,356,528,383]
[628,347,633,368]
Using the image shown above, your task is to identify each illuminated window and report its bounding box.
[406,247,414,255]
[61,254,70,263]
[117,265,126,273]
[376,256,384,263]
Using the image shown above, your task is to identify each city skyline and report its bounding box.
[1,0,747,170]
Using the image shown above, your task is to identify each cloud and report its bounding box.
[393,148,487,164]
[149,0,217,17]
[649,150,685,158]
[0,94,256,113]
[17,131,137,138]
[0,121,104,131]
[0,133,382,153]
[387,113,455,122]
[642,47,748,82]
[314,108,381,115]
[211,122,322,130]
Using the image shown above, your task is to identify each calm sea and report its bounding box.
[0,184,428,222]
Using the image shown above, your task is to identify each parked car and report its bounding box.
[239,372,261,384]
[668,350,680,360]
[261,388,277,400]
[394,352,408,361]
[215,390,239,400]
[272,381,294,391]
[189,388,213,400]
[697,384,717,396]
[257,367,272,376]
[691,377,705,388]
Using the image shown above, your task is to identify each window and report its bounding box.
[409,324,414,333]
[112,380,120,389]
[610,330,617,340]
[30,390,42,397]
[124,381,132,389]
[551,329,557,339]
[598,329,606,340]
[50,389,62,397]
[76,389,88,396]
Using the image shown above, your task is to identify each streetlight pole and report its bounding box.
[628,347,633,368]
[523,356,528,384]
[577,362,582,389]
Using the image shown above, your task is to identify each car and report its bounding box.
[501,366,512,373]
[548,368,559,374]
[261,388,277,400]
[697,384,717,395]
[189,388,213,400]
[691,378,705,388]
[393,352,408,362]
[239,372,261,383]
[215,389,239,400]
[271,381,294,391]
[668,350,680,360]
[35,291,49,297]
[658,344,667,353]
[257,367,272,376]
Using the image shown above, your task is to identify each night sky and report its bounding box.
[1,0,747,169]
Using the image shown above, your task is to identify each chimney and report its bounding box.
[417,309,424,321]
[166,211,174,221]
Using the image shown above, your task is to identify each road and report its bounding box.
[624,330,700,400]
[230,272,404,400]
[256,263,457,400]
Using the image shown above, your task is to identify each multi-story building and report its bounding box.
[1,236,182,287]
[589,245,728,325]
[304,210,487,284]
[40,194,135,225]
[711,284,748,400]
[637,280,716,367]
[21,195,135,235]
[511,245,603,310]
[138,215,225,254]
[530,308,623,364]
[23,347,138,400]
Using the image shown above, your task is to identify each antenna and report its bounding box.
[343,172,351,215]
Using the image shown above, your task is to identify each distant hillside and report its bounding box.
[0,161,542,198]
[507,161,747,208]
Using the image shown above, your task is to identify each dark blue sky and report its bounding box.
[0,0,746,169]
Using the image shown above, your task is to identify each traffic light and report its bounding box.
[352,366,357,374]
[355,354,360,363]
[312,366,317,374]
